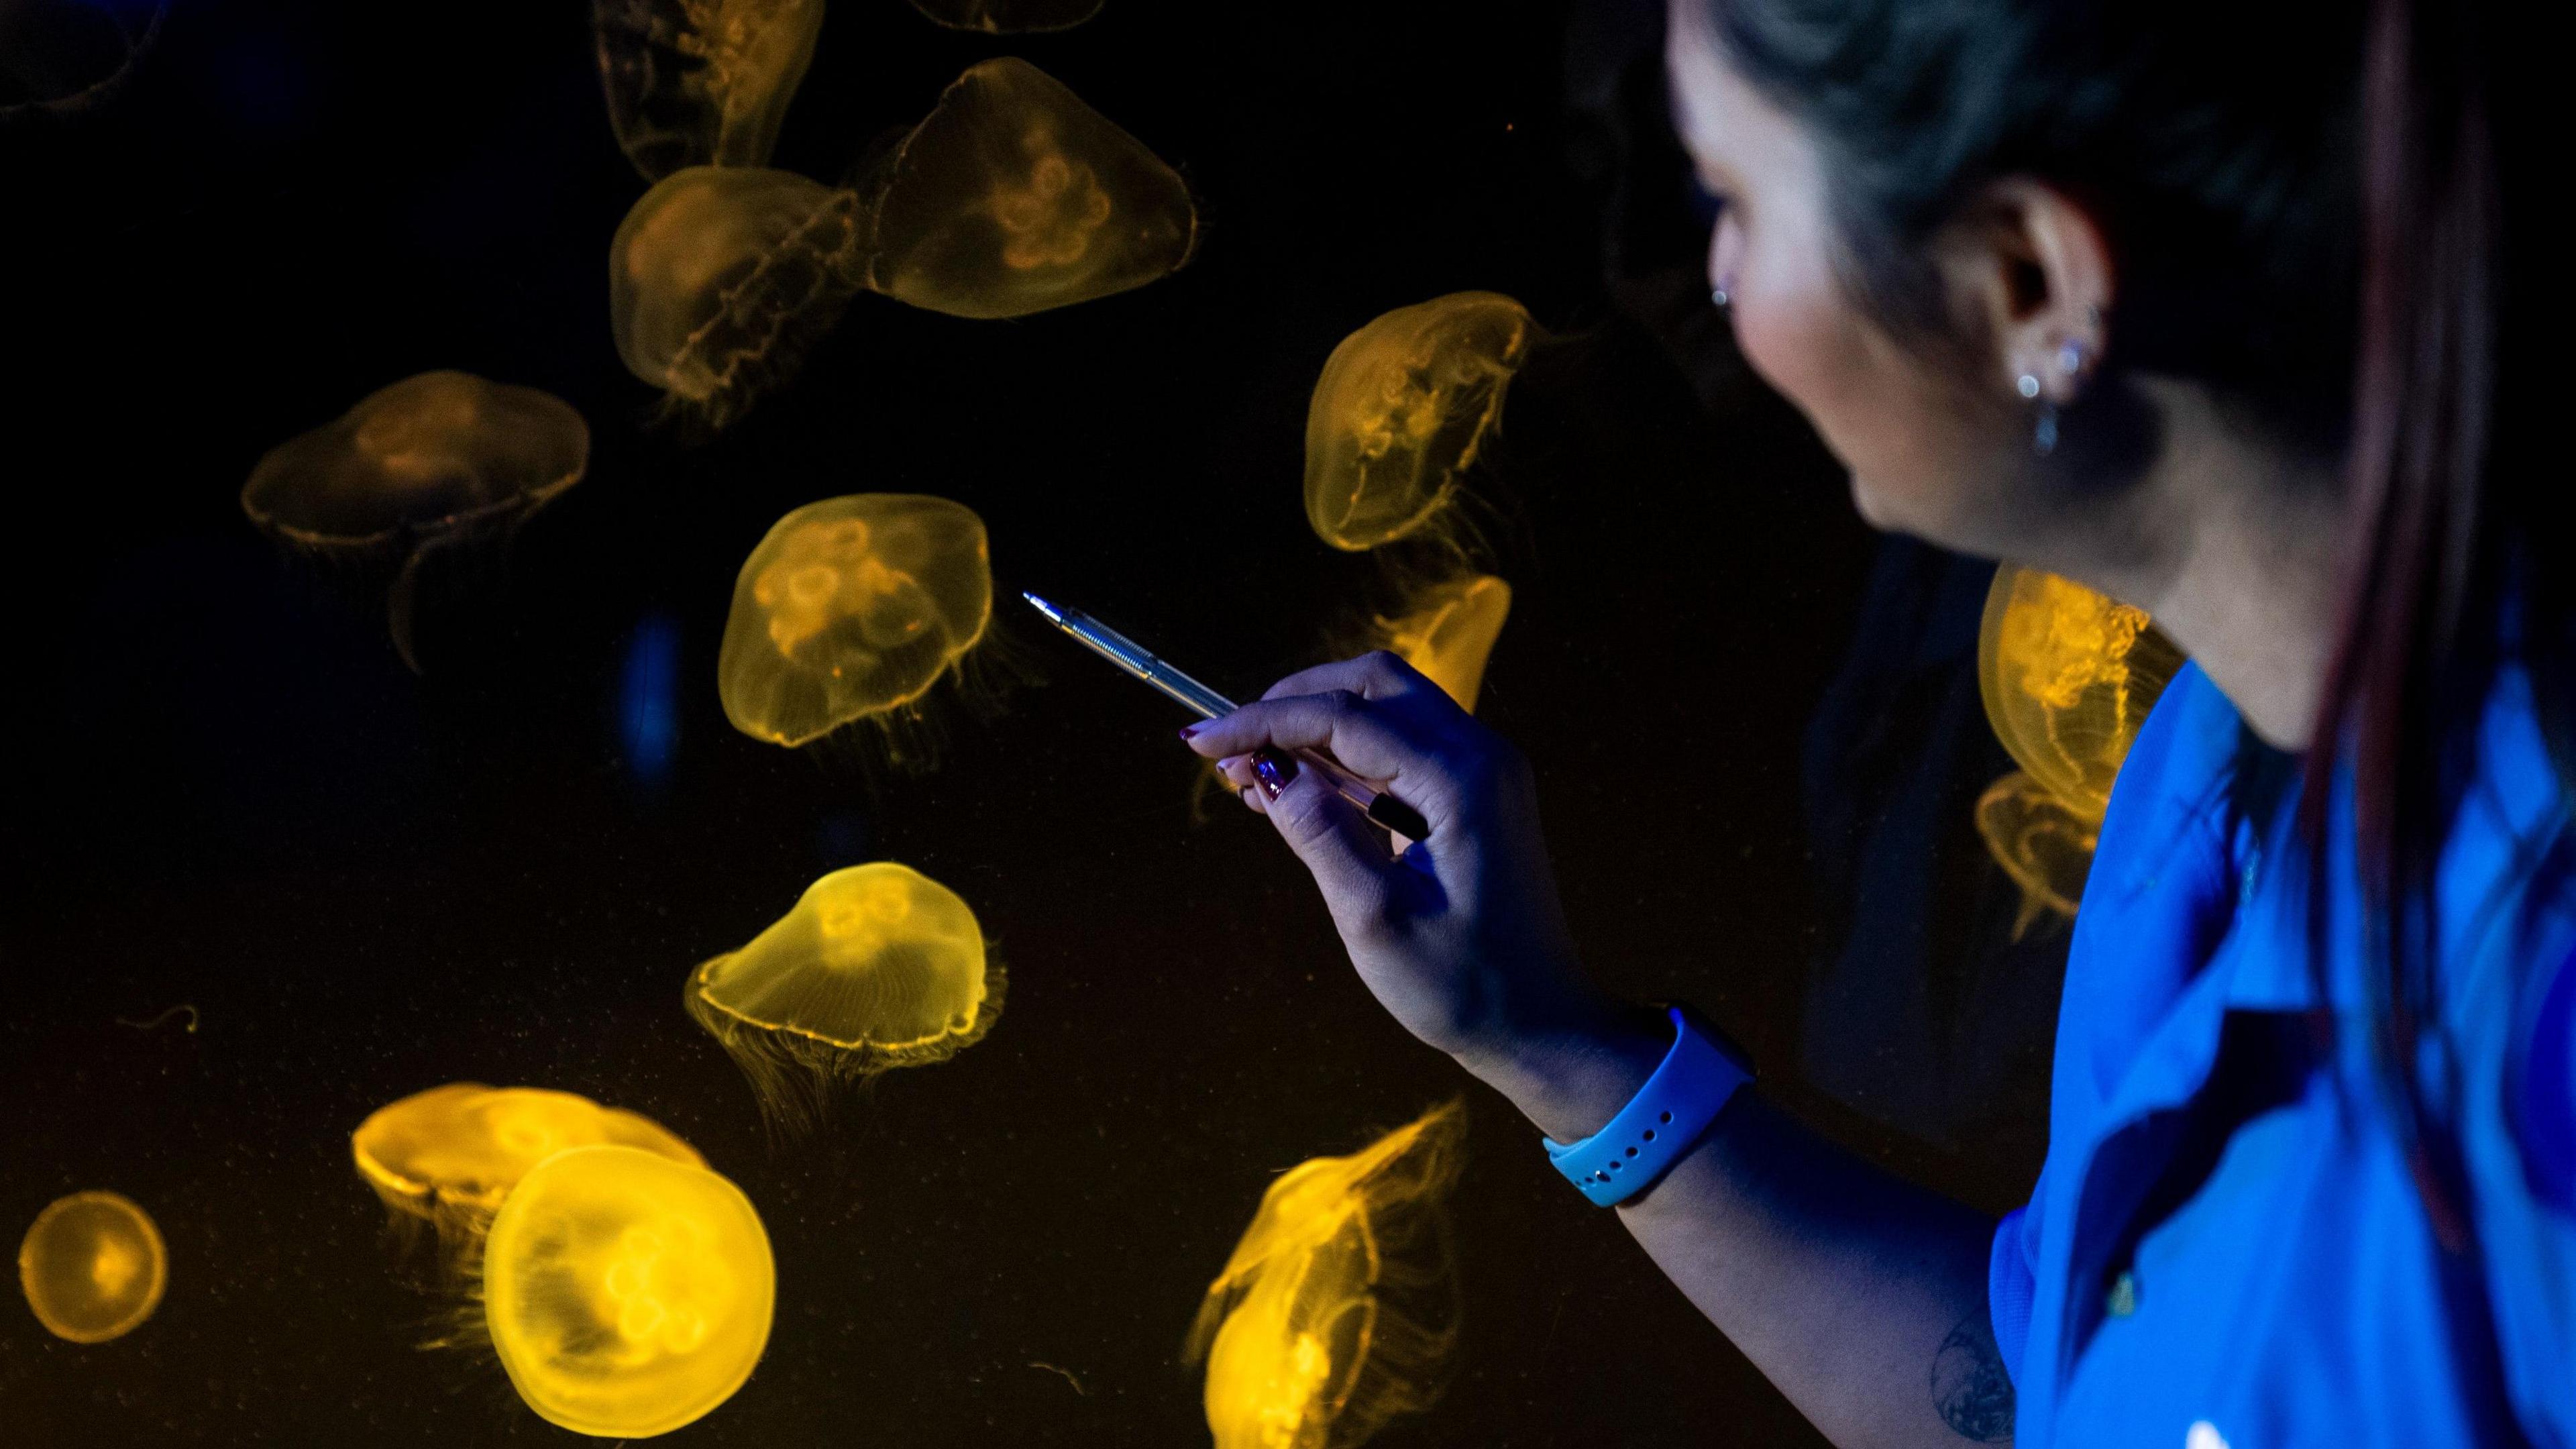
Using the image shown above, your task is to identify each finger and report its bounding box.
[1257,650,1434,704]
[1180,690,1430,784]
[1260,767,1403,923]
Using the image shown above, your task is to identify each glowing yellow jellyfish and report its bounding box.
[1375,575,1511,712]
[240,371,588,670]
[18,1191,166,1344]
[1974,566,2185,926]
[904,0,1102,32]
[857,58,1197,320]
[483,1145,775,1438]
[1185,1101,1466,1449]
[592,0,824,179]
[686,861,1002,1132]
[1305,292,1536,553]
[352,1083,704,1239]
[716,494,991,749]
[609,166,866,433]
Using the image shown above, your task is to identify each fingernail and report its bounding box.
[1252,749,1297,800]
[1179,724,1202,740]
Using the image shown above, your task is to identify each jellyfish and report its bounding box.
[1973,566,2184,924]
[715,494,991,751]
[239,370,589,671]
[1304,292,1537,553]
[902,0,1101,34]
[857,58,1197,320]
[482,1145,775,1438]
[352,1083,704,1254]
[592,0,824,180]
[18,1191,166,1344]
[610,165,867,433]
[1974,771,2101,936]
[686,861,1002,1133]
[1,0,166,124]
[1185,1101,1466,1449]
[1373,575,1511,712]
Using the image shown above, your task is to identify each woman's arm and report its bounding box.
[1185,651,2013,1449]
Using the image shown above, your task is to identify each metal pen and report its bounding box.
[1021,592,1433,841]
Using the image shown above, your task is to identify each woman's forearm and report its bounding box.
[1465,1016,2012,1449]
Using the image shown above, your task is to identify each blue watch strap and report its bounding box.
[1543,1006,1752,1207]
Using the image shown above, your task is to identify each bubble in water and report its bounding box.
[859,58,1196,320]
[482,1146,774,1438]
[686,861,1002,1134]
[18,1190,166,1344]
[592,0,824,178]
[1305,293,1536,553]
[1186,1102,1466,1449]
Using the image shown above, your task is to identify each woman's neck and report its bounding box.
[2063,378,2349,751]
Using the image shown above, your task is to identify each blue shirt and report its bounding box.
[1988,663,2576,1448]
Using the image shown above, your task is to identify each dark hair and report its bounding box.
[1703,0,2552,1283]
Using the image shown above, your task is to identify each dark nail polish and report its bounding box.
[1252,749,1297,800]
[1179,723,1202,740]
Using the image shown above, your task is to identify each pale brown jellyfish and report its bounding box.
[1373,575,1511,712]
[609,166,867,433]
[686,861,1002,1133]
[239,370,589,671]
[1185,1101,1466,1449]
[1,0,166,124]
[857,58,1197,320]
[592,0,824,179]
[18,1191,166,1344]
[716,494,991,750]
[483,1145,775,1438]
[352,1083,704,1256]
[904,0,1100,34]
[1974,566,2185,925]
[1305,292,1537,553]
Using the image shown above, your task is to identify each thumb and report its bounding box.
[1261,768,1404,928]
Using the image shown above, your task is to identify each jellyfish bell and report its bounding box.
[857,57,1197,320]
[352,1083,704,1236]
[609,165,866,434]
[902,0,1102,34]
[1974,770,2100,936]
[1374,574,1511,712]
[1186,1101,1466,1449]
[716,494,993,753]
[0,0,166,124]
[686,861,1002,1133]
[1305,292,1537,553]
[592,0,824,180]
[240,370,590,669]
[18,1190,166,1344]
[482,1145,775,1439]
[1976,566,2186,820]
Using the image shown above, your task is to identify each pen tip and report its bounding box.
[1020,591,1064,623]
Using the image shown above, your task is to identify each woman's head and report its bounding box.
[1663,0,2363,561]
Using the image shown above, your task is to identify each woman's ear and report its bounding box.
[1945,178,2116,407]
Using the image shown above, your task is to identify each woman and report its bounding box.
[1183,0,2570,1445]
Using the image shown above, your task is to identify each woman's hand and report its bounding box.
[1182,651,1663,1138]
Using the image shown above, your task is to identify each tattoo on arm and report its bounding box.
[1929,1312,2016,1442]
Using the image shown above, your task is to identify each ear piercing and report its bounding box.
[1711,274,1737,309]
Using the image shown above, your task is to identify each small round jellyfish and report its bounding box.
[1375,575,1511,712]
[1976,566,2185,820]
[239,370,589,670]
[1974,771,2100,935]
[592,0,824,179]
[1,0,166,123]
[352,1083,704,1236]
[686,861,1002,1133]
[858,57,1197,320]
[904,0,1101,33]
[18,1191,166,1344]
[1305,292,1536,553]
[483,1145,775,1438]
[1186,1101,1466,1449]
[716,494,991,749]
[609,165,866,433]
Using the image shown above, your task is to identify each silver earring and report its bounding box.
[2034,402,2059,455]
[1711,284,1731,309]
[2057,338,2087,377]
[2017,373,2041,399]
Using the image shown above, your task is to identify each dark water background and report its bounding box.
[0,1,1957,1443]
